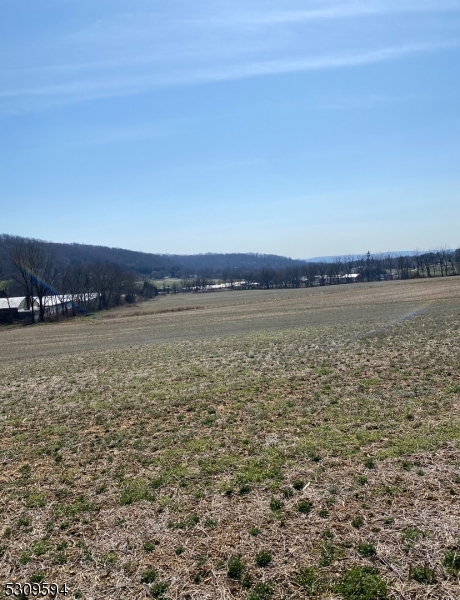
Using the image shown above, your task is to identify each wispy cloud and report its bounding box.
[44,1,460,73]
[0,41,457,105]
[1,1,459,114]
[187,41,458,83]
[214,1,460,26]
[70,1,460,36]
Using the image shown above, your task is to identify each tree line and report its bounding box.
[0,234,303,281]
[1,237,459,324]
[172,248,460,292]
[0,240,156,324]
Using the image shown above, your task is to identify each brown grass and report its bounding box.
[0,278,459,599]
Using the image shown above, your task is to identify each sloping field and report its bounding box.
[2,278,460,362]
[0,278,459,599]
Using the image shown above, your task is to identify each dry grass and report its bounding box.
[0,278,459,599]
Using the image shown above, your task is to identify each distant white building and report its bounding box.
[340,274,362,283]
[0,293,97,322]
[0,296,39,311]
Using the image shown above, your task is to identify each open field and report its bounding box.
[0,278,459,599]
[2,278,460,363]
[154,279,184,288]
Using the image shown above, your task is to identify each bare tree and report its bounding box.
[11,241,37,322]
[0,267,14,323]
[448,253,456,276]
[453,248,460,275]
[332,257,343,284]
[435,246,450,277]
[88,262,112,310]
[180,278,193,293]
[413,249,422,278]
[241,269,254,290]
[122,270,139,303]
[258,268,275,289]
[32,247,56,321]
[142,280,158,298]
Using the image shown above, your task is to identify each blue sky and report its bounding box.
[1,0,459,258]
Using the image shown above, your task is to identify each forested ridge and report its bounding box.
[0,234,311,287]
[1,234,459,325]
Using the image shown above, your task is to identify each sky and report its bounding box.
[1,0,460,258]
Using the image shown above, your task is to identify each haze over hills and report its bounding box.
[1,233,459,320]
[0,234,452,296]
[304,251,417,263]
[0,234,435,277]
[0,234,307,282]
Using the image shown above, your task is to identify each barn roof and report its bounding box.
[0,297,31,310]
[0,293,97,311]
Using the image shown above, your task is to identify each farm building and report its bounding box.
[340,273,362,283]
[0,296,39,323]
[0,296,39,311]
[0,294,94,323]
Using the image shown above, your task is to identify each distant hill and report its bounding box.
[304,251,417,263]
[0,234,437,294]
[0,235,305,290]
[164,252,305,273]
[0,234,177,278]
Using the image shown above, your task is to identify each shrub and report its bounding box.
[19,464,31,479]
[56,541,68,551]
[297,500,313,514]
[443,547,460,575]
[141,569,158,584]
[53,552,67,565]
[255,550,272,567]
[188,513,200,526]
[269,498,283,511]
[297,566,324,594]
[227,555,246,580]
[247,582,274,599]
[282,487,294,498]
[363,458,376,469]
[241,573,253,589]
[16,515,32,527]
[410,564,437,584]
[32,539,50,557]
[309,452,321,463]
[319,543,345,567]
[25,492,47,508]
[204,517,217,528]
[402,527,424,544]
[150,581,168,598]
[337,566,387,600]
[292,480,305,490]
[357,542,377,557]
[352,516,365,529]
[143,540,158,552]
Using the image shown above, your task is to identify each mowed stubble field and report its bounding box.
[0,278,459,599]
